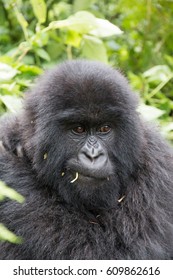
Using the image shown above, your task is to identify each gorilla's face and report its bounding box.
[23,60,142,208]
[61,107,115,185]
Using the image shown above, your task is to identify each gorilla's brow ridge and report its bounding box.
[57,106,125,124]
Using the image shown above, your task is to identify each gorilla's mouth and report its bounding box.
[69,171,110,184]
[66,159,112,181]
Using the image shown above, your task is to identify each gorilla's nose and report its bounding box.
[78,145,106,169]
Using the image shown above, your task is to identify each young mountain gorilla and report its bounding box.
[0,60,173,259]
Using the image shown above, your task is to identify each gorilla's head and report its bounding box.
[22,60,143,209]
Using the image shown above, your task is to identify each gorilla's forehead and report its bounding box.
[51,79,134,121]
[46,60,137,111]
[31,60,138,121]
[56,105,124,125]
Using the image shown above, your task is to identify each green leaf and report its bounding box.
[0,181,25,203]
[18,65,43,75]
[48,11,97,34]
[0,223,22,243]
[14,7,28,39]
[67,11,97,33]
[0,95,22,113]
[143,65,172,83]
[15,9,28,28]
[46,11,122,39]
[73,0,94,11]
[0,63,19,82]
[35,48,50,61]
[138,103,165,121]
[65,31,82,47]
[161,123,173,134]
[30,0,47,24]
[82,35,108,63]
[89,19,123,38]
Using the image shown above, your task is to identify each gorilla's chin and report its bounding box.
[59,171,120,211]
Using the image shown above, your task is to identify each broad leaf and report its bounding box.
[90,19,123,38]
[138,103,165,121]
[30,0,47,24]
[82,35,108,63]
[0,63,18,82]
[35,49,50,61]
[0,95,22,113]
[48,11,97,34]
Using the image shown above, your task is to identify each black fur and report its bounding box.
[0,60,173,259]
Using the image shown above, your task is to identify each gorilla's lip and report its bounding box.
[69,170,109,182]
[67,160,112,180]
[78,173,103,180]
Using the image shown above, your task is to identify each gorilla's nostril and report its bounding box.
[83,150,104,162]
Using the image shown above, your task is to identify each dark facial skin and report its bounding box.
[65,120,114,182]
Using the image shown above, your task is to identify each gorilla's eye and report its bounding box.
[72,126,86,134]
[98,125,111,134]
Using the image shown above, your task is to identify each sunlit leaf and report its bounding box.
[0,223,22,243]
[30,0,47,24]
[89,19,123,38]
[0,63,19,82]
[48,11,97,34]
[14,9,28,29]
[14,7,28,39]
[65,31,82,47]
[66,11,97,33]
[138,103,165,121]
[0,95,22,113]
[18,65,43,75]
[73,0,94,12]
[82,35,108,63]
[161,123,173,134]
[0,181,24,203]
[143,65,172,83]
[35,48,50,61]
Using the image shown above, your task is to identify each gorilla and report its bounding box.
[0,60,173,260]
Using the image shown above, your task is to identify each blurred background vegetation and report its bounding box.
[0,0,173,242]
[0,0,173,139]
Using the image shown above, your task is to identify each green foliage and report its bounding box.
[0,180,24,203]
[0,223,23,243]
[30,0,47,24]
[0,0,173,132]
[0,180,24,243]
